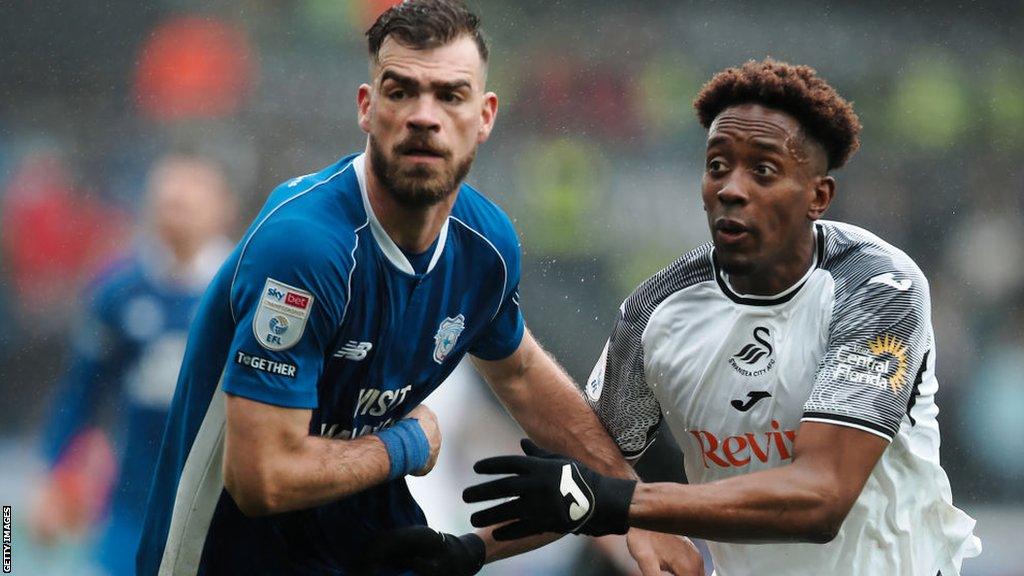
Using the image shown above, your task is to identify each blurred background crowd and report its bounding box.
[0,0,1021,574]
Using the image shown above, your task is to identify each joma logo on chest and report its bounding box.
[689,419,797,469]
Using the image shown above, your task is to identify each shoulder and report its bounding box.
[255,154,365,241]
[235,218,357,301]
[84,255,143,311]
[270,153,362,206]
[242,155,365,269]
[450,182,521,265]
[621,242,716,325]
[818,220,928,301]
[231,158,366,315]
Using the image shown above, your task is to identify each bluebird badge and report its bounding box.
[432,314,466,364]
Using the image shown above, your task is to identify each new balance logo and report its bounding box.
[334,341,373,361]
[731,391,771,412]
[868,272,912,291]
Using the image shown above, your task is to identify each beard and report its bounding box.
[369,134,475,209]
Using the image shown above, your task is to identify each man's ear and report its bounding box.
[357,84,372,134]
[808,175,836,221]
[477,92,498,143]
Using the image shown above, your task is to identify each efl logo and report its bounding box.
[285,292,310,309]
[689,420,797,469]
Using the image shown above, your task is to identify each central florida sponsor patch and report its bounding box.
[833,333,908,394]
[253,278,313,351]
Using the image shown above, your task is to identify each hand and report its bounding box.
[626,528,704,576]
[29,483,68,545]
[366,526,485,576]
[406,404,441,476]
[463,439,637,540]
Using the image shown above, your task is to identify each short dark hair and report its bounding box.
[366,0,488,64]
[693,58,861,171]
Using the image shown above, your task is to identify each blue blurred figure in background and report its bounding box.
[28,150,237,575]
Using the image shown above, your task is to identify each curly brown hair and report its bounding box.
[367,0,488,64]
[693,58,861,170]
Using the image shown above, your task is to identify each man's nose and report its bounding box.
[716,173,749,205]
[406,96,442,132]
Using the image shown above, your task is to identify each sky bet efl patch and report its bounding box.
[252,278,313,351]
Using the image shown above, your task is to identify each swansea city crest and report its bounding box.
[433,314,466,364]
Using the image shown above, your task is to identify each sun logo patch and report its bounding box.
[868,334,908,393]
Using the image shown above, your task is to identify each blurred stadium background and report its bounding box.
[1,0,1021,574]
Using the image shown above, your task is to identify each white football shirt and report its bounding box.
[586,221,981,576]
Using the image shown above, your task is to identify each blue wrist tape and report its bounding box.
[378,418,431,481]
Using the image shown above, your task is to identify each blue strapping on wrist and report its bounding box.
[378,418,430,481]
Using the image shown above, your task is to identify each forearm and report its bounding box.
[280,434,393,511]
[504,378,628,477]
[477,526,560,563]
[226,432,391,515]
[628,462,840,543]
[482,346,633,479]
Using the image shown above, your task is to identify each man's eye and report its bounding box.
[439,92,461,103]
[707,160,726,173]
[754,164,777,176]
[388,90,406,100]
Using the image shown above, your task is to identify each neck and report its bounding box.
[164,236,206,275]
[363,149,457,254]
[727,226,816,295]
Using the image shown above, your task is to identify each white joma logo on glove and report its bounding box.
[560,464,590,521]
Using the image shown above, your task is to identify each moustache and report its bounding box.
[394,139,451,159]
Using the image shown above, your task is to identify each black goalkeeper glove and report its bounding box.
[462,439,637,540]
[365,526,485,576]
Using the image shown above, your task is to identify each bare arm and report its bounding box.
[370,329,700,574]
[629,421,888,543]
[223,394,439,517]
[472,329,634,479]
[470,329,637,561]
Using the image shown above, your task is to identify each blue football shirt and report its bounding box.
[138,153,524,575]
[41,239,229,576]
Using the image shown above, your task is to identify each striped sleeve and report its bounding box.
[803,257,930,441]
[585,246,715,458]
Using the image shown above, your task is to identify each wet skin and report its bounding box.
[701,103,835,295]
[358,35,497,209]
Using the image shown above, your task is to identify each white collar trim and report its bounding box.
[719,229,819,301]
[139,235,234,291]
[353,153,449,275]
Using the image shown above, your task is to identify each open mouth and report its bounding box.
[714,218,751,244]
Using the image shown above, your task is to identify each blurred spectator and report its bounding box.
[28,151,236,576]
[1,151,129,335]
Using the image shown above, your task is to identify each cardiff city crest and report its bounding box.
[432,314,466,364]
